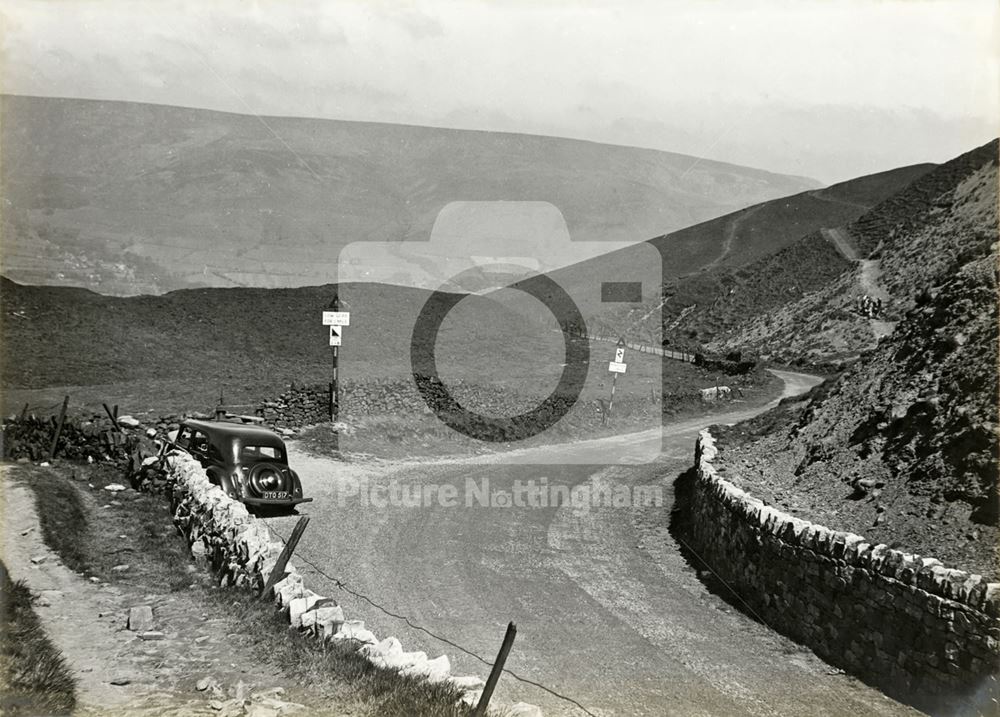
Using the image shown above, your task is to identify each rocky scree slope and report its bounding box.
[715,242,998,577]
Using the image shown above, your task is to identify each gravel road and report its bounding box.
[265,370,918,716]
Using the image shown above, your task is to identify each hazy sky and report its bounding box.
[3,0,997,183]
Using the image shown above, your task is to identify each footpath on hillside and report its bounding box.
[821,226,896,339]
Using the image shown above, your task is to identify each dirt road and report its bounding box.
[267,371,916,716]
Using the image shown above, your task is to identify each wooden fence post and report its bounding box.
[47,396,69,462]
[102,403,119,430]
[472,622,517,717]
[258,516,310,601]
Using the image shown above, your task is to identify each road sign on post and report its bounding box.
[606,338,628,419]
[325,295,345,450]
[322,311,350,326]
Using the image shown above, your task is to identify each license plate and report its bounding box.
[263,491,288,500]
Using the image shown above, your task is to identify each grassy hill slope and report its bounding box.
[575,140,994,361]
[537,162,932,338]
[1,94,817,296]
[2,276,737,424]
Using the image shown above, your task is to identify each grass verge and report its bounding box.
[0,561,77,716]
[15,462,194,590]
[30,467,90,573]
[210,588,477,717]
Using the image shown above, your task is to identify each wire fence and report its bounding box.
[267,523,599,717]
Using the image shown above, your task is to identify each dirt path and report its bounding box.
[822,226,860,262]
[1,467,317,717]
[808,190,868,211]
[2,478,160,715]
[821,227,896,339]
[705,203,764,271]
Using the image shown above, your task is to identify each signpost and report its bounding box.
[607,337,627,419]
[322,311,350,326]
[324,296,351,446]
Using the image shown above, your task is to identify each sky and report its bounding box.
[2,0,998,184]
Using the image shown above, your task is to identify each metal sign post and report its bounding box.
[607,337,628,418]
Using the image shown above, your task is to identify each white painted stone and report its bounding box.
[460,690,483,707]
[127,606,154,632]
[333,620,377,644]
[301,603,343,632]
[400,654,448,680]
[288,593,322,628]
[361,636,403,662]
[508,702,544,717]
[448,675,486,690]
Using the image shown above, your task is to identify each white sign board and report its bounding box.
[329,325,343,346]
[322,311,351,326]
[615,347,626,363]
[608,361,627,374]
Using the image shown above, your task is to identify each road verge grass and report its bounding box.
[0,561,77,716]
[212,588,477,717]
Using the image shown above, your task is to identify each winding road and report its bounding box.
[265,371,916,716]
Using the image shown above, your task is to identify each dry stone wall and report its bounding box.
[258,384,332,427]
[683,430,1000,710]
[161,451,537,712]
[258,379,563,428]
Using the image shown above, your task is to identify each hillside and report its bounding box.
[1,275,766,427]
[713,240,998,577]
[579,140,994,361]
[0,279,527,391]
[540,162,932,338]
[0,94,818,296]
[712,139,998,364]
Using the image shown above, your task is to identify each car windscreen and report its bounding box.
[239,443,286,464]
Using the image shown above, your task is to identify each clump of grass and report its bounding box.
[214,588,474,717]
[30,470,90,574]
[0,561,77,716]
[16,463,191,589]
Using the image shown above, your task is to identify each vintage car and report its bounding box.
[169,419,312,512]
